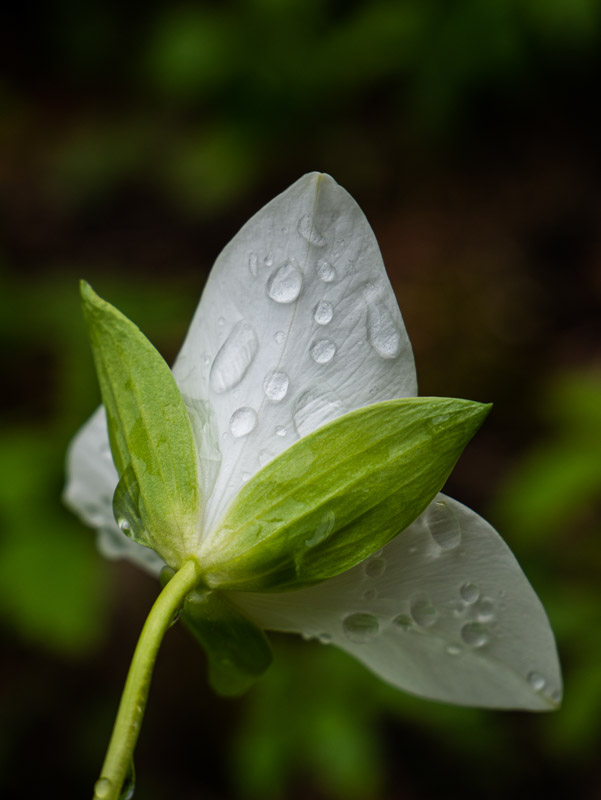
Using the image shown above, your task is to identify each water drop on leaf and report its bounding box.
[342,612,379,643]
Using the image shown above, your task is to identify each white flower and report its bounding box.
[65,172,561,710]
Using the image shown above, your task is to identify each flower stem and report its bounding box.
[93,557,203,800]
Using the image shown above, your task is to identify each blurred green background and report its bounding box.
[2,1,601,797]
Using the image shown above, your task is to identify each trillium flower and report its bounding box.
[65,173,561,716]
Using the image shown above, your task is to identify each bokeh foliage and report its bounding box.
[2,0,601,797]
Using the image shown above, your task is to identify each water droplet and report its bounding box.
[305,510,336,547]
[264,251,274,266]
[366,302,402,359]
[263,369,289,402]
[298,213,326,246]
[229,407,257,437]
[293,388,345,437]
[118,518,130,533]
[274,330,285,344]
[203,354,211,366]
[332,238,346,260]
[427,500,462,550]
[476,597,495,622]
[461,622,489,648]
[310,339,336,364]
[94,778,113,800]
[342,612,379,643]
[460,581,480,605]
[314,299,334,325]
[248,252,258,277]
[393,614,413,631]
[446,644,462,656]
[275,425,287,437]
[363,588,377,601]
[266,261,303,304]
[317,632,332,644]
[527,671,546,691]
[410,596,438,627]
[210,321,259,393]
[241,471,252,482]
[316,258,336,282]
[260,450,277,467]
[364,557,386,578]
[218,316,226,327]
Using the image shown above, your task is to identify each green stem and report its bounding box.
[93,557,203,800]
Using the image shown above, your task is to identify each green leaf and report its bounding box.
[200,397,491,591]
[182,588,273,696]
[80,281,201,568]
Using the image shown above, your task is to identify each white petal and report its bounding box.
[63,408,164,574]
[173,173,417,532]
[234,494,562,710]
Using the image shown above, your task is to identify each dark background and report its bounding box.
[2,1,601,798]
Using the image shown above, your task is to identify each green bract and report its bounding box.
[202,398,490,591]
[66,172,562,713]
[80,281,201,568]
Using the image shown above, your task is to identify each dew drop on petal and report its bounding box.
[263,369,289,402]
[316,258,336,282]
[275,425,287,437]
[476,597,495,622]
[527,671,546,691]
[310,339,336,364]
[366,302,402,359]
[446,644,462,656]
[460,581,480,605]
[427,499,462,550]
[317,632,332,644]
[314,299,334,325]
[267,261,303,303]
[410,596,438,627]
[393,614,413,631]
[293,389,345,437]
[210,321,259,393]
[229,407,257,437]
[298,213,326,246]
[461,622,489,648]
[342,612,379,643]
[364,557,386,578]
[274,330,286,344]
[248,252,258,277]
[264,251,274,266]
[118,518,130,533]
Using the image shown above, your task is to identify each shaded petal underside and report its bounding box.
[233,494,562,710]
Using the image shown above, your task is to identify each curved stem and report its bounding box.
[93,557,203,800]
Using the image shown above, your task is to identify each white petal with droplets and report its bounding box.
[233,494,562,710]
[63,407,164,574]
[173,173,417,532]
